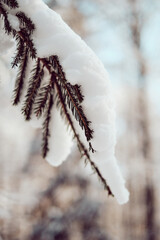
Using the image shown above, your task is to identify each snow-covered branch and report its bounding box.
[0,0,129,204]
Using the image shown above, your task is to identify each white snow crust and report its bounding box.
[45,105,73,167]
[15,0,129,204]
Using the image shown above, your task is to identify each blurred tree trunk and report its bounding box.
[129,1,156,239]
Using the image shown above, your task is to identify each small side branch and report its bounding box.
[1,0,19,9]
[34,84,52,118]
[50,56,94,142]
[13,45,28,105]
[42,90,54,158]
[16,11,35,34]
[22,59,44,120]
[54,75,113,196]
[0,2,15,35]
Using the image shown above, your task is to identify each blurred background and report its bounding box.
[0,0,160,239]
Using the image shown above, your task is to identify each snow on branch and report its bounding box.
[0,0,129,204]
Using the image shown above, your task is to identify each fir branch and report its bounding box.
[89,142,96,153]
[54,75,113,196]
[22,60,44,120]
[0,3,15,35]
[34,84,52,118]
[0,4,113,197]
[18,28,36,59]
[12,35,24,67]
[0,4,36,62]
[16,11,35,35]
[73,84,84,103]
[50,56,94,142]
[42,91,54,158]
[65,82,93,141]
[83,151,113,196]
[0,0,18,9]
[13,45,28,105]
[40,58,51,72]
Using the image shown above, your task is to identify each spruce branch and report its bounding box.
[22,59,44,120]
[12,35,24,67]
[0,3,113,197]
[72,84,84,103]
[54,75,112,196]
[42,89,54,158]
[11,13,36,68]
[0,0,18,9]
[0,2,15,35]
[42,56,95,151]
[13,45,28,105]
[34,84,52,118]
[49,55,94,142]
[17,28,36,59]
[87,159,113,196]
[16,11,35,35]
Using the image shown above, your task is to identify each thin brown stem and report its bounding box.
[53,56,93,141]
[54,74,113,196]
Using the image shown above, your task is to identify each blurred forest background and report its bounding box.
[0,0,160,239]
